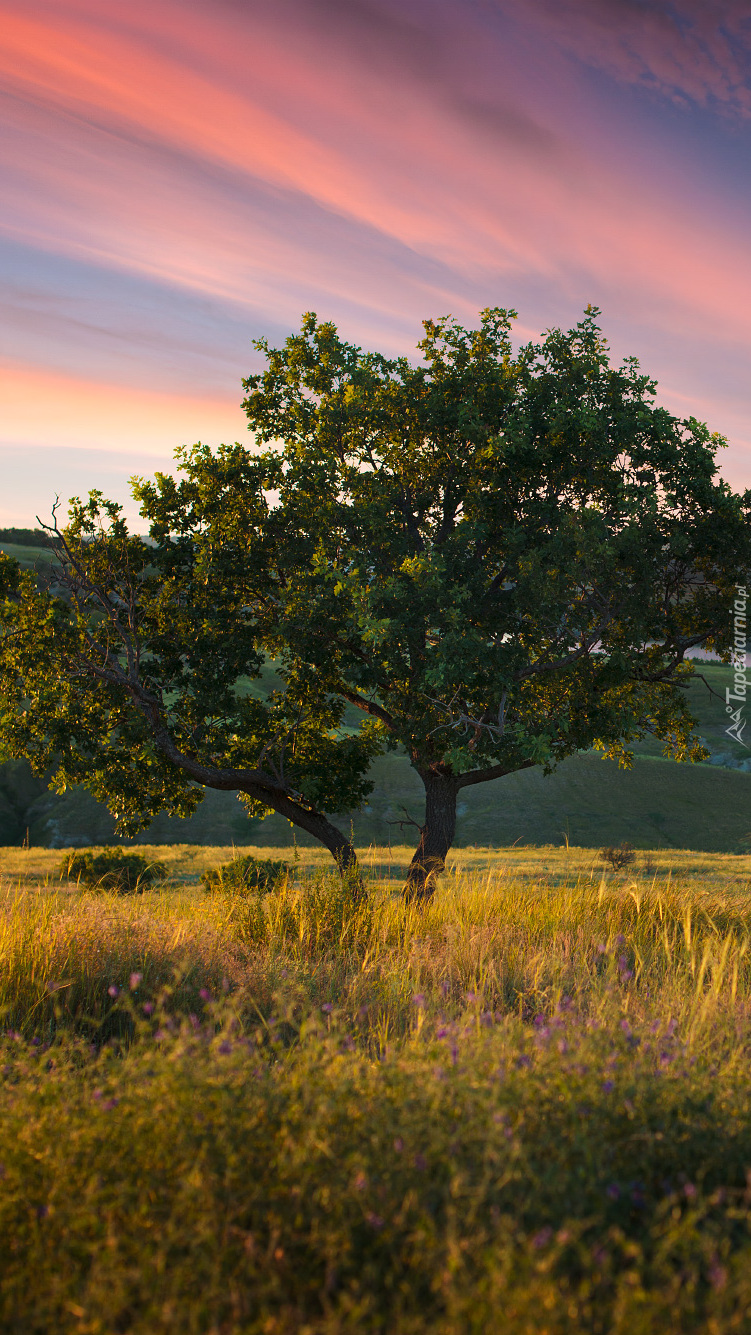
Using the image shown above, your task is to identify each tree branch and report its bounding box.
[456,758,536,789]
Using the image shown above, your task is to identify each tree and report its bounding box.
[0,308,748,897]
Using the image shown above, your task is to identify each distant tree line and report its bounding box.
[0,528,52,549]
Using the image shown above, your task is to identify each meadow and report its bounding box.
[2,843,751,1332]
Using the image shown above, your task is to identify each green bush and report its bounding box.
[201,852,289,897]
[59,847,166,894]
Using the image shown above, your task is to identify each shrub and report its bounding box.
[201,853,289,898]
[59,847,166,894]
[600,842,637,872]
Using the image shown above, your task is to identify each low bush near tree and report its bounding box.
[59,846,166,893]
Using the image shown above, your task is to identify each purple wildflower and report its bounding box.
[606,1183,620,1200]
[393,1137,404,1153]
[107,985,119,999]
[143,1002,154,1017]
[412,993,425,1008]
[129,972,142,990]
[532,1227,553,1249]
[217,1041,232,1055]
[709,1262,727,1291]
[321,1002,334,1014]
[366,1212,384,1229]
[683,1182,697,1200]
[602,1080,615,1094]
[199,988,212,1003]
[102,1098,118,1112]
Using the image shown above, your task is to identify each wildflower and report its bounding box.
[321,1002,334,1014]
[606,1183,620,1200]
[129,972,142,990]
[102,1098,118,1112]
[615,933,626,946]
[532,1227,553,1249]
[620,1019,632,1036]
[393,1137,404,1153]
[217,1041,232,1055]
[29,1037,40,1047]
[533,1014,547,1027]
[683,1182,697,1200]
[465,991,476,1003]
[143,1002,154,1017]
[436,1027,448,1039]
[557,1039,568,1055]
[709,1261,728,1291]
[414,1153,427,1171]
[107,985,119,999]
[602,1080,615,1094]
[440,980,450,996]
[199,988,212,1003]
[412,993,425,1008]
[366,1212,384,1229]
[92,1089,103,1100]
[354,1172,367,1192]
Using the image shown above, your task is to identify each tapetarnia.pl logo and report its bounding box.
[726,585,749,747]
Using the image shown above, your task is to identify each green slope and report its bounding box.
[2,750,747,854]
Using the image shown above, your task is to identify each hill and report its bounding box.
[0,632,746,852]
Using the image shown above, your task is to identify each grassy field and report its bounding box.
[2,843,751,1331]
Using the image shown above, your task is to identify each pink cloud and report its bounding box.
[0,0,749,494]
[508,0,751,116]
[0,358,248,453]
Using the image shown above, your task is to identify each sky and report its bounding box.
[1,0,751,526]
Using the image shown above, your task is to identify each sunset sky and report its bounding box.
[1,0,750,525]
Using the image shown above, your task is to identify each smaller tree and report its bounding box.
[0,308,748,898]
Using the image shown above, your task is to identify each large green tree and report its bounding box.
[1,308,748,896]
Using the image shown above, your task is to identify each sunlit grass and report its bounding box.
[2,845,751,1330]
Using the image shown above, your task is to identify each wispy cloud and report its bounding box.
[0,0,749,521]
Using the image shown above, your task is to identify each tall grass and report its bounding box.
[2,853,751,1330]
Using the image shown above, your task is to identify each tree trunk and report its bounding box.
[239,782,364,897]
[403,769,458,902]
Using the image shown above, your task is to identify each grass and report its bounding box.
[1,844,751,1329]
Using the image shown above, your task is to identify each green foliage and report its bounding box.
[201,852,290,897]
[0,309,748,884]
[59,846,166,894]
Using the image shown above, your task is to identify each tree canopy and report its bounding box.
[1,307,748,895]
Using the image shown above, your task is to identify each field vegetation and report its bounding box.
[2,842,751,1331]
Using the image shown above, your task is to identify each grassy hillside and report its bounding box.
[0,618,746,852]
[3,748,749,855]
